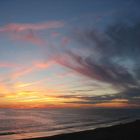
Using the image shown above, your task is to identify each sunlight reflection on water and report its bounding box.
[0,108,140,139]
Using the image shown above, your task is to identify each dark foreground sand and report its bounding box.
[25,120,140,140]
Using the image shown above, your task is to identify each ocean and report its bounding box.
[0,108,140,140]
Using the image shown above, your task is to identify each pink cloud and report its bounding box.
[8,60,55,79]
[12,67,34,79]
[0,21,64,46]
[61,37,70,47]
[34,60,55,69]
[13,31,46,46]
[51,32,60,38]
[0,21,64,32]
[11,60,54,78]
[0,62,17,68]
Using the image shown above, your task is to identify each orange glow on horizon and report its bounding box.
[94,101,140,108]
[0,81,138,109]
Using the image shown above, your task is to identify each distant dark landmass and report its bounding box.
[26,119,140,140]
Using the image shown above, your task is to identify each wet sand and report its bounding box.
[24,119,140,140]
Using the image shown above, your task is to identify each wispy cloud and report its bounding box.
[0,21,64,46]
[13,31,46,46]
[34,60,55,69]
[0,21,64,32]
[11,60,54,79]
[0,61,17,68]
[11,66,34,79]
[53,20,140,107]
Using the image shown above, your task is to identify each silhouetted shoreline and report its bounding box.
[24,119,140,140]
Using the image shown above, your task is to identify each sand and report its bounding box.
[24,120,140,140]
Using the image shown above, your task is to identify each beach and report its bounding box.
[25,120,140,140]
[0,108,140,140]
[0,0,140,140]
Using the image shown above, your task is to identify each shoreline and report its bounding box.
[23,119,140,140]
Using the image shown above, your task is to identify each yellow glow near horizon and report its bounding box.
[0,80,136,109]
[0,88,87,108]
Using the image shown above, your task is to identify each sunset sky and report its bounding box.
[0,0,140,108]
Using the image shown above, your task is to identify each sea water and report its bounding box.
[0,108,140,140]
